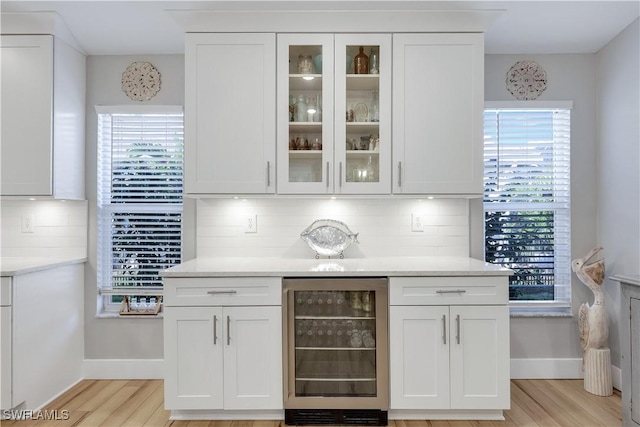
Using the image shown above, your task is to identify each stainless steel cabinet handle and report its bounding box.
[207,290,238,295]
[326,162,330,188]
[339,162,343,187]
[213,315,218,345]
[436,289,467,294]
[227,315,231,345]
[398,162,402,187]
[442,315,447,345]
[267,161,271,187]
[456,314,461,344]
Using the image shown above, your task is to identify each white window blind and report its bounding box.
[483,106,571,303]
[97,107,184,291]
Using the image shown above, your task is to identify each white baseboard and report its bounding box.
[82,359,164,379]
[511,358,623,390]
[511,358,583,379]
[81,358,623,391]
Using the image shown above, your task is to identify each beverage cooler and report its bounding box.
[282,278,388,425]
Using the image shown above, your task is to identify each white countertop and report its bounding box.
[160,256,512,277]
[0,257,87,276]
[610,274,640,287]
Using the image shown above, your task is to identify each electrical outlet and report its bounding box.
[244,214,257,233]
[21,214,35,233]
[411,213,424,232]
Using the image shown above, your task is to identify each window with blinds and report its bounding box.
[483,105,571,303]
[97,107,184,300]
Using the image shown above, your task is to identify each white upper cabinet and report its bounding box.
[392,33,484,195]
[1,35,85,199]
[185,33,276,195]
[277,34,391,195]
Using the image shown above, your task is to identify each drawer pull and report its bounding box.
[207,290,238,295]
[436,289,467,294]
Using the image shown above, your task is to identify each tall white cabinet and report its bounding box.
[392,34,484,195]
[184,33,276,195]
[388,276,510,418]
[0,35,85,199]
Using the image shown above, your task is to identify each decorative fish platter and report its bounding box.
[300,219,359,258]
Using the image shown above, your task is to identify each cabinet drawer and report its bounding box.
[389,276,508,305]
[0,277,11,306]
[163,277,281,307]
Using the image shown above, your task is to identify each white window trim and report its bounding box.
[484,101,573,311]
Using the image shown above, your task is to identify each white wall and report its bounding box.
[596,18,640,368]
[0,200,87,258]
[485,53,599,362]
[84,54,184,360]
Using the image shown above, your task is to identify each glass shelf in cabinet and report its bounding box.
[346,150,379,157]
[289,150,323,159]
[290,122,322,133]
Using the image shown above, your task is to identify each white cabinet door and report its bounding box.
[450,305,510,409]
[392,33,484,195]
[277,34,334,194]
[185,33,276,194]
[390,305,509,411]
[163,306,224,410]
[389,306,449,409]
[223,306,283,410]
[1,35,53,196]
[335,34,392,195]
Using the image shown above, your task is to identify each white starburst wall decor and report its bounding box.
[506,60,547,100]
[122,61,161,101]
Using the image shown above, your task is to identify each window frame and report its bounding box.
[483,101,573,309]
[96,105,184,314]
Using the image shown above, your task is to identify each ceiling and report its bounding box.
[1,1,638,56]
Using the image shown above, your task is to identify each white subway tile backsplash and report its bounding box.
[1,200,88,259]
[196,198,470,258]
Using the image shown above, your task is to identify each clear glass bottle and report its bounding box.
[369,47,379,74]
[295,95,308,122]
[369,90,380,122]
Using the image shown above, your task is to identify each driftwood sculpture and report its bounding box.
[571,246,612,396]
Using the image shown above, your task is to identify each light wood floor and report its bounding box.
[2,379,621,427]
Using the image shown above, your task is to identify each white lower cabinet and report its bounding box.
[389,276,510,418]
[163,277,283,414]
[164,306,282,411]
[390,305,509,411]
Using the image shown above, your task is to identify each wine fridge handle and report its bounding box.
[213,315,218,345]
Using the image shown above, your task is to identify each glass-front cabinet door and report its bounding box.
[334,34,391,194]
[277,34,334,194]
[277,34,391,195]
